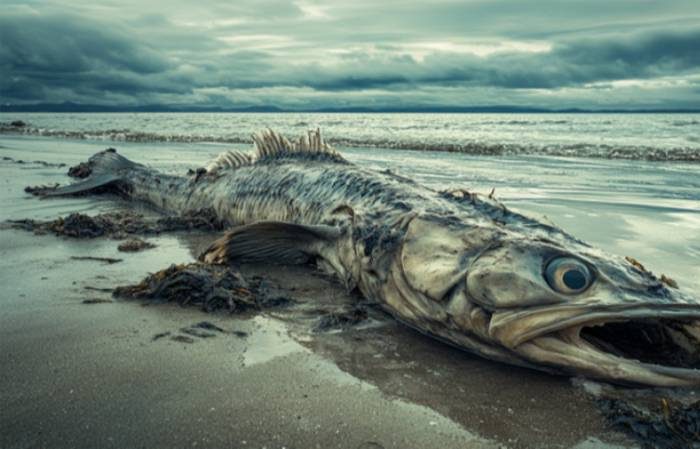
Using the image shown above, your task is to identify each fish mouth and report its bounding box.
[492,308,700,386]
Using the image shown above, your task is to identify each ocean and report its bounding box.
[1,112,699,290]
[2,112,700,161]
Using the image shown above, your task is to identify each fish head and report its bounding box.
[378,212,700,386]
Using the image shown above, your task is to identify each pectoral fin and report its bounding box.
[200,221,342,265]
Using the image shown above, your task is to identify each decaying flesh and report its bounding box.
[37,129,700,386]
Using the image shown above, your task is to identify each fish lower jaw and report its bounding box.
[516,319,700,387]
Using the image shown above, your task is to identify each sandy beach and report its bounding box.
[0,225,633,449]
[2,128,699,449]
[4,0,700,441]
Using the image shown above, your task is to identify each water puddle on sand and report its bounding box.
[239,315,635,449]
[241,316,496,448]
[242,315,308,366]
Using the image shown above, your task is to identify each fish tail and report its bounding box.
[39,148,140,197]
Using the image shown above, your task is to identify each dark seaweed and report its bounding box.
[599,396,700,449]
[170,335,195,344]
[113,262,292,313]
[192,321,225,333]
[313,306,369,333]
[71,256,122,264]
[82,298,113,304]
[67,161,92,178]
[152,332,171,341]
[1,155,65,168]
[117,238,156,252]
[7,209,224,239]
[577,380,700,449]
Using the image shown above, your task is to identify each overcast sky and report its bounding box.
[2,0,699,110]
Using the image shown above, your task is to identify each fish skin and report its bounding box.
[41,130,700,386]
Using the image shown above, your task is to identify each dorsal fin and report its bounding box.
[205,130,347,174]
[252,129,347,163]
[205,150,253,174]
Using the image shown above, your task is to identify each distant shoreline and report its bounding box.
[2,104,699,114]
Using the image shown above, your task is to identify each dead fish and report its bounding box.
[40,129,700,386]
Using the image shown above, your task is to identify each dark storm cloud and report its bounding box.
[1,1,699,109]
[0,14,169,74]
[288,29,700,91]
[0,12,183,102]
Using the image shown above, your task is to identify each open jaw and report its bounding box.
[514,313,700,387]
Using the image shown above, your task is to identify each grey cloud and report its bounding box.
[1,1,699,109]
[273,29,700,91]
[0,13,170,74]
[178,29,700,92]
[0,12,183,101]
[557,31,700,72]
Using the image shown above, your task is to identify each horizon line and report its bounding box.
[2,102,699,114]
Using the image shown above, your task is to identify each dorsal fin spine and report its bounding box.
[205,150,252,173]
[251,128,344,162]
[207,129,347,171]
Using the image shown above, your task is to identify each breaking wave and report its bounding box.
[330,137,700,162]
[2,120,700,162]
[0,124,251,145]
[672,119,700,127]
[480,119,570,125]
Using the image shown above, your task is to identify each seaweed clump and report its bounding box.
[599,396,700,449]
[67,161,92,178]
[114,263,291,313]
[57,213,109,238]
[313,307,369,333]
[8,209,224,239]
[1,155,66,168]
[577,380,700,449]
[117,238,156,252]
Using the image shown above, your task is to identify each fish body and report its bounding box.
[44,129,700,386]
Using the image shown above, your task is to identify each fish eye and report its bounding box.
[545,257,593,294]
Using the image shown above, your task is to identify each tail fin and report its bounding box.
[40,149,140,197]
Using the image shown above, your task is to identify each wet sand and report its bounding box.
[0,137,645,449]
[0,229,635,449]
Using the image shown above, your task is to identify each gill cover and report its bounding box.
[400,216,499,301]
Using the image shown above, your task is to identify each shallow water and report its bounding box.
[2,112,700,160]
